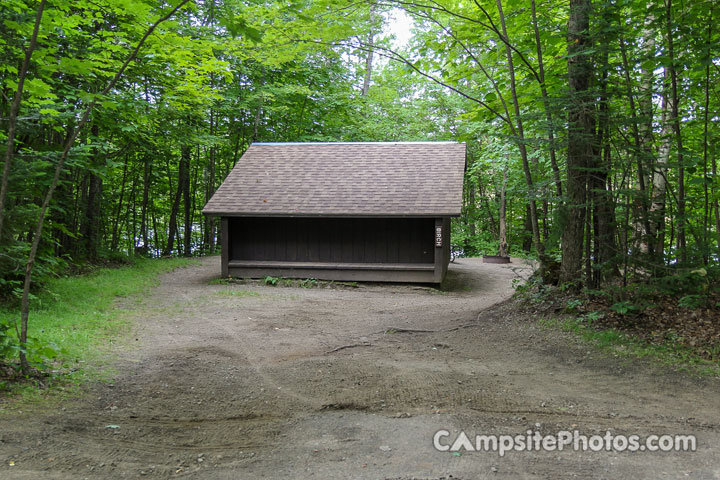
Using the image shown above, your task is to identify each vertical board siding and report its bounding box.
[340,218,353,263]
[229,217,435,264]
[286,218,297,262]
[376,218,388,263]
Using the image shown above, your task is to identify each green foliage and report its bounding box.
[264,276,279,286]
[513,273,548,303]
[0,318,17,362]
[579,310,605,325]
[595,266,719,312]
[652,268,715,297]
[451,224,499,257]
[564,298,584,313]
[609,301,640,316]
[678,295,705,310]
[0,239,68,299]
[299,278,318,288]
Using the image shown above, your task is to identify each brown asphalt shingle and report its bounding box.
[202,142,466,217]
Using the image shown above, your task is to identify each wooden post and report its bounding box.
[434,217,445,283]
[443,217,450,279]
[221,216,229,277]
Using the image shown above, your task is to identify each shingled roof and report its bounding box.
[203,142,466,217]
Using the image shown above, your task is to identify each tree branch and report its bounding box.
[0,0,47,240]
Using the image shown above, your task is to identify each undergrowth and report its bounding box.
[516,266,720,375]
[0,257,195,400]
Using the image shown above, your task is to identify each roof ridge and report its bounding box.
[251,141,463,146]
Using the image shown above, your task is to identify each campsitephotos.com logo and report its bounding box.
[433,429,697,457]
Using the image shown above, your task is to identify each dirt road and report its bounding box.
[1,257,719,479]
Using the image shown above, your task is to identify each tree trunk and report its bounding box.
[592,37,618,284]
[649,73,673,263]
[164,153,185,256]
[151,202,161,257]
[701,41,710,264]
[618,31,652,256]
[495,0,544,262]
[498,167,508,257]
[111,158,128,251]
[203,111,216,253]
[466,181,476,237]
[523,206,533,253]
[83,171,103,259]
[182,144,192,256]
[125,172,136,254]
[252,73,265,143]
[476,175,497,236]
[593,149,618,283]
[81,124,103,260]
[664,0,686,263]
[530,0,562,199]
[704,8,718,257]
[560,0,593,285]
[138,154,151,254]
[715,183,720,256]
[710,25,720,255]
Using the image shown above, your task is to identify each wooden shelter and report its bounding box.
[203,142,466,283]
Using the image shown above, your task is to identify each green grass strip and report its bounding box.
[538,316,720,377]
[0,257,196,402]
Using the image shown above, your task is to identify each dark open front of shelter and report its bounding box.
[204,142,465,283]
[230,217,435,264]
[222,216,450,282]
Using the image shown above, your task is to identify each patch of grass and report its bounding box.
[299,278,318,289]
[0,257,196,401]
[538,315,720,376]
[213,289,261,298]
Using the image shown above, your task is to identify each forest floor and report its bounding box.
[1,256,719,479]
